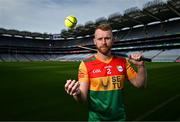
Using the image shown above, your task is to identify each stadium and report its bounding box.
[0,0,180,121]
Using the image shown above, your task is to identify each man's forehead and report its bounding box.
[95,29,112,36]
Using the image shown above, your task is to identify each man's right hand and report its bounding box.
[65,80,80,96]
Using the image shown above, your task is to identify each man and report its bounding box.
[65,23,147,121]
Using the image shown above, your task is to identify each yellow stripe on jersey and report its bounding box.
[126,60,137,80]
[78,61,89,82]
[89,75,125,91]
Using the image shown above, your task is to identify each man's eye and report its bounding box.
[98,38,102,40]
[105,37,110,40]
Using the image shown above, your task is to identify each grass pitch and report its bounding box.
[0,61,179,121]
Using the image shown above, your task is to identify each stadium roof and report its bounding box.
[0,0,180,39]
[63,0,180,38]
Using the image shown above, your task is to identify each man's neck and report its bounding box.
[96,51,112,61]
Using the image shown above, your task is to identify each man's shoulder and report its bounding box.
[83,55,96,63]
[113,56,127,62]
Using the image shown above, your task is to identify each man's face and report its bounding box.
[94,29,113,55]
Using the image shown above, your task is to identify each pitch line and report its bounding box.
[134,93,180,121]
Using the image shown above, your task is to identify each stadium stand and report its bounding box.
[153,49,180,62]
[142,50,163,59]
[0,0,180,62]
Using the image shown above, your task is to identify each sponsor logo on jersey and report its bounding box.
[117,65,123,72]
[92,69,101,74]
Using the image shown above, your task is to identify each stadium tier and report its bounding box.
[0,0,180,62]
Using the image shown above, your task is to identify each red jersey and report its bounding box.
[78,54,137,121]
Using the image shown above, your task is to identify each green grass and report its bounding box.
[0,61,179,121]
[124,62,180,121]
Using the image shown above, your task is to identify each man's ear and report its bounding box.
[93,38,96,45]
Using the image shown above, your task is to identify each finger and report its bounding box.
[130,53,141,61]
[128,58,136,64]
[67,80,76,95]
[65,80,74,94]
[131,54,137,60]
[73,83,80,96]
[65,80,72,91]
[136,54,142,60]
[71,82,80,95]
[129,58,144,66]
[73,89,80,96]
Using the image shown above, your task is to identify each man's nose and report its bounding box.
[102,38,107,44]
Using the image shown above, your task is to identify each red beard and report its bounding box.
[97,45,111,55]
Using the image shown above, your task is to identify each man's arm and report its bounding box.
[127,53,147,88]
[65,80,89,103]
[73,82,89,102]
[65,61,89,102]
[129,64,147,88]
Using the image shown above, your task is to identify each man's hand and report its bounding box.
[65,80,80,96]
[128,52,147,88]
[128,53,144,67]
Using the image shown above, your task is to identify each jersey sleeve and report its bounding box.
[78,61,89,83]
[126,59,137,80]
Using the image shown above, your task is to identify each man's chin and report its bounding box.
[99,49,110,55]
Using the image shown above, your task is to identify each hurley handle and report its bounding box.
[112,52,152,62]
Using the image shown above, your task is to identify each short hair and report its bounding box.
[95,23,112,31]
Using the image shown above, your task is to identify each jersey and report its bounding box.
[78,55,137,121]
